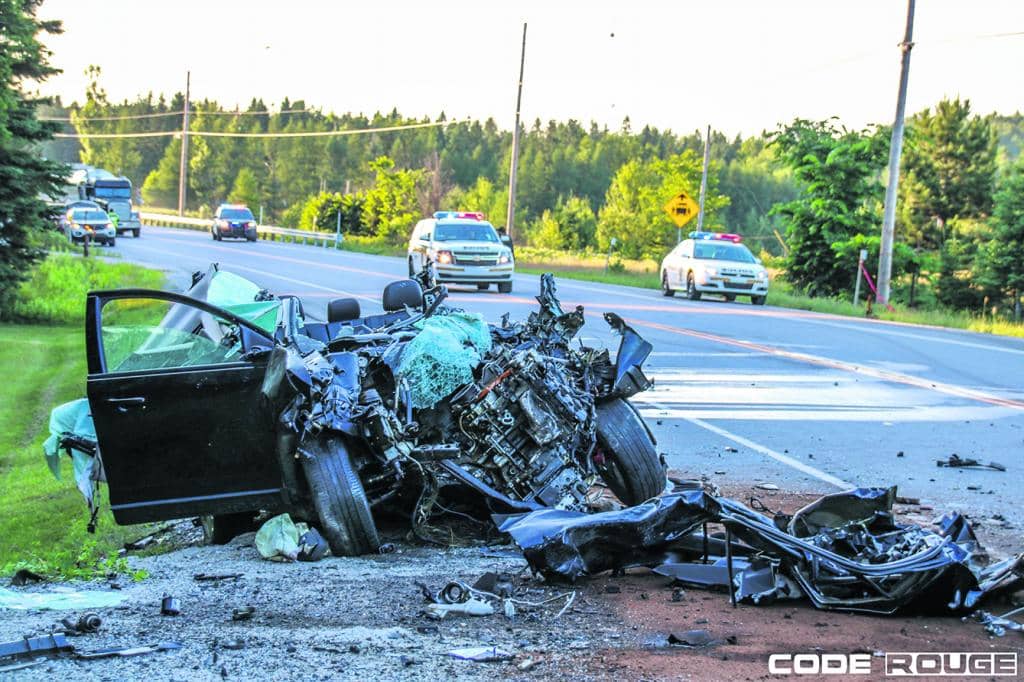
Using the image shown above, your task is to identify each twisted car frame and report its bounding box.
[79,265,665,555]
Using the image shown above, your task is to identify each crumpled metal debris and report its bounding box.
[936,454,1006,471]
[498,487,1024,615]
[971,609,1024,637]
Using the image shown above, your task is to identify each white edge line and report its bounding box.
[644,398,853,489]
[684,416,852,489]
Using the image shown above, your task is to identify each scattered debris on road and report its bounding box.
[936,454,1006,471]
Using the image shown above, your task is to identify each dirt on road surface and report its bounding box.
[1,484,1021,681]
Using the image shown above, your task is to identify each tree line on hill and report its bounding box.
[30,65,1024,320]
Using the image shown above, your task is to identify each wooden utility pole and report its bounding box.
[177,71,191,216]
[877,0,916,304]
[696,125,711,232]
[505,23,527,240]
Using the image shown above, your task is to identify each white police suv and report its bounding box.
[660,231,769,304]
[407,212,515,293]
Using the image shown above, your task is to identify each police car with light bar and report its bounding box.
[660,231,769,304]
[407,211,515,293]
[211,204,258,242]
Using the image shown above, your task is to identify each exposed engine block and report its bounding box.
[449,346,597,510]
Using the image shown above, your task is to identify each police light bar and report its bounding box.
[689,231,742,243]
[434,211,485,220]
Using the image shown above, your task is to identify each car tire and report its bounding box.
[132,229,140,238]
[751,295,766,306]
[594,398,666,506]
[724,294,736,302]
[301,438,380,556]
[661,272,675,297]
[497,281,513,294]
[108,238,116,247]
[477,283,489,291]
[202,512,257,545]
[247,234,257,242]
[686,273,702,301]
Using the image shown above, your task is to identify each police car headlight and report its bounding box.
[498,250,512,265]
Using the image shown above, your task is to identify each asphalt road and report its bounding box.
[109,227,1024,527]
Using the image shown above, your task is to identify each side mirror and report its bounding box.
[499,234,514,249]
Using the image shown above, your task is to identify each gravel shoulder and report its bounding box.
[1,482,1020,681]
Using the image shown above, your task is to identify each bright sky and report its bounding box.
[36,0,1024,137]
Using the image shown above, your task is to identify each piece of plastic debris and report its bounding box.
[160,595,180,616]
[254,513,301,561]
[0,586,124,611]
[59,613,101,635]
[517,657,538,671]
[378,543,397,554]
[231,606,256,622]
[448,646,514,662]
[424,599,494,619]
[755,483,779,491]
[220,639,245,650]
[936,454,1006,471]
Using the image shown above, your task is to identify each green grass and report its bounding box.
[11,253,165,324]
[764,277,1024,338]
[0,324,150,580]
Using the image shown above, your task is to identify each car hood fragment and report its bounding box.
[497,487,1024,615]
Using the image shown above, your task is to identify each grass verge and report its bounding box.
[12,253,165,324]
[0,324,149,580]
[0,253,165,579]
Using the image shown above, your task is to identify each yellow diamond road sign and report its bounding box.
[664,192,699,228]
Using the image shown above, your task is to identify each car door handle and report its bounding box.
[107,396,146,405]
[107,396,146,412]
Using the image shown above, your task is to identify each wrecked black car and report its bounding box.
[53,265,665,556]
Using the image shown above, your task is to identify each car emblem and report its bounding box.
[473,256,481,262]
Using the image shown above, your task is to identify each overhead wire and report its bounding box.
[53,118,466,140]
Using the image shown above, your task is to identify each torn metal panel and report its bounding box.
[500,488,1024,615]
[496,491,717,580]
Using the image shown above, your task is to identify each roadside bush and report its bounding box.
[11,254,164,324]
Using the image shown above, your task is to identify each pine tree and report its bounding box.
[0,0,66,318]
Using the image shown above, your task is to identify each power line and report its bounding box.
[42,106,361,123]
[40,110,183,122]
[53,118,465,140]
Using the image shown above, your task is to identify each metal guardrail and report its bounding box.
[139,211,343,247]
